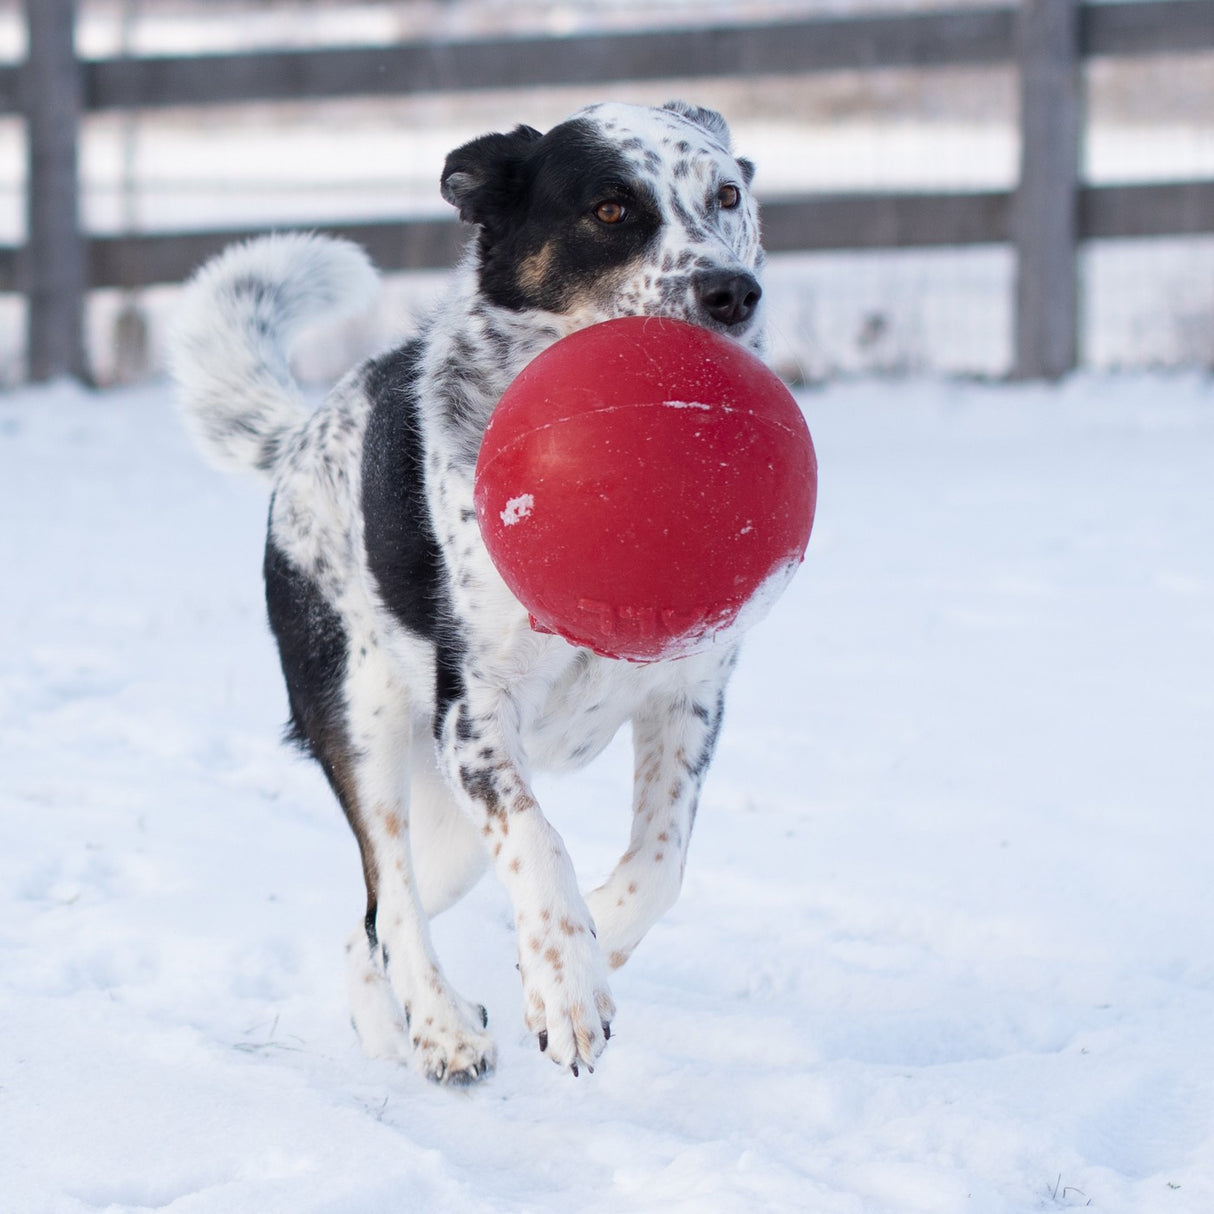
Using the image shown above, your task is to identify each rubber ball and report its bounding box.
[473,316,817,662]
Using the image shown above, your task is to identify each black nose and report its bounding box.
[693,269,762,327]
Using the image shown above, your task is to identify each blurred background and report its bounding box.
[0,0,1211,387]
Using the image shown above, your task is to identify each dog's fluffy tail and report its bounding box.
[170,232,378,476]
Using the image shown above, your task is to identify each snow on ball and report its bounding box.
[473,316,817,662]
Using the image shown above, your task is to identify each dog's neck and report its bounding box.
[418,264,576,467]
[419,255,769,470]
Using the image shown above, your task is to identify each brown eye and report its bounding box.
[594,200,627,225]
[717,183,741,210]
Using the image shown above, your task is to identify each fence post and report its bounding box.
[24,0,88,382]
[1013,0,1081,379]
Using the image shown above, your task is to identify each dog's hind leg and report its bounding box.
[345,718,489,1066]
[336,642,496,1084]
[407,719,490,918]
[266,541,493,1083]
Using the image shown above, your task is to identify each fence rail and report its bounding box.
[7,0,1214,381]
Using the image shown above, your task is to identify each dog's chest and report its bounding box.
[448,522,688,773]
[520,649,663,773]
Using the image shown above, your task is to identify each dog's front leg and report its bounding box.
[439,696,615,1075]
[584,661,733,970]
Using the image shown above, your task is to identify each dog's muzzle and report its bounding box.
[693,269,762,328]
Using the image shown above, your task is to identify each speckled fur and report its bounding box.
[171,101,764,1085]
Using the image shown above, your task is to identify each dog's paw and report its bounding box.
[518,914,616,1075]
[407,997,496,1086]
[347,930,494,1084]
[411,1027,496,1086]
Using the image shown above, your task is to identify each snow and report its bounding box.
[3,369,1214,1212]
[500,494,535,526]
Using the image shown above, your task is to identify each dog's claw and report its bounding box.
[603,1021,611,1041]
[478,1004,489,1029]
[571,1063,579,1078]
[436,1054,495,1087]
[538,1029,548,1053]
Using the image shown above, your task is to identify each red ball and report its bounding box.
[474,316,817,662]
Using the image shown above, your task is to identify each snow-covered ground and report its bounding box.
[2,364,1213,1213]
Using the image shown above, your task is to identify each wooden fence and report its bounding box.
[4,0,1214,381]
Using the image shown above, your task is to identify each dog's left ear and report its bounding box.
[662,101,753,185]
[662,101,732,145]
[441,125,544,226]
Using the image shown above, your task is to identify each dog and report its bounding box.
[171,100,766,1085]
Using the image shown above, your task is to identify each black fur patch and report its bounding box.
[443,118,662,313]
[264,528,350,758]
[685,690,727,781]
[265,529,383,915]
[359,344,466,723]
[361,342,443,639]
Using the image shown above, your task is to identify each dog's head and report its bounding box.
[441,101,764,348]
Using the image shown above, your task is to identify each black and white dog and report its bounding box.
[171,101,766,1084]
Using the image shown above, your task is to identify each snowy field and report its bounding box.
[2,364,1213,1213]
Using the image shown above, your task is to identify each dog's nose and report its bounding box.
[693,269,762,327]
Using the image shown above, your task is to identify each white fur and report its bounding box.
[171,233,378,475]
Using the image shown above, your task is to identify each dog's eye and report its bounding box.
[594,200,628,225]
[717,184,742,210]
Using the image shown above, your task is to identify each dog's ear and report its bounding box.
[441,125,544,226]
[662,101,732,146]
[663,101,753,186]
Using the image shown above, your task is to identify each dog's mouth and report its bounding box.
[636,295,765,350]
[645,266,764,343]
[537,256,766,361]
